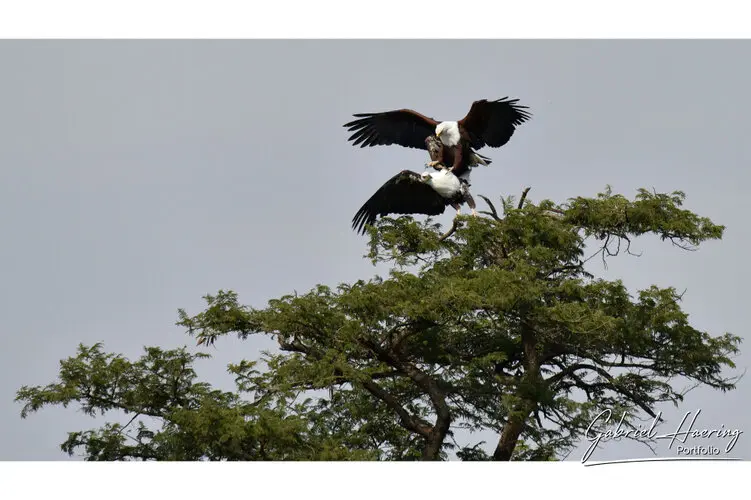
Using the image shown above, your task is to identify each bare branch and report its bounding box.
[439,218,460,241]
[478,195,502,221]
[518,187,531,209]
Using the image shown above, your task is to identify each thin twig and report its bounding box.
[118,412,141,436]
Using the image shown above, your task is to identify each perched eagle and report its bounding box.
[352,168,473,235]
[343,97,531,174]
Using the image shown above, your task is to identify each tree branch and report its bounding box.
[439,218,460,241]
[359,378,432,438]
[518,187,531,209]
[493,319,540,460]
[361,339,452,460]
[478,195,502,221]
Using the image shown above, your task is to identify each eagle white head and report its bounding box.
[420,169,461,198]
[435,121,461,147]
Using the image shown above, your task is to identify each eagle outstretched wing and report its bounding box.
[352,170,448,235]
[458,97,532,149]
[344,109,440,150]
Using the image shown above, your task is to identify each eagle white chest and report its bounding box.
[426,169,462,198]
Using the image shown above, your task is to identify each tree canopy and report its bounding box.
[16,186,741,461]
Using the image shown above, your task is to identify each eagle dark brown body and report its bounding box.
[424,135,478,214]
[424,135,491,178]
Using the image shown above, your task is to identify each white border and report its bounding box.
[0,0,750,38]
[1,461,750,498]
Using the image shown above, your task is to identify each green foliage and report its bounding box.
[16,186,741,461]
[16,343,374,460]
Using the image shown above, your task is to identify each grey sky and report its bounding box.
[1,40,748,461]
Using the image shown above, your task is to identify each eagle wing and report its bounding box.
[352,170,448,235]
[458,97,532,149]
[344,109,440,150]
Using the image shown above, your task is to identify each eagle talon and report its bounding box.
[425,160,443,169]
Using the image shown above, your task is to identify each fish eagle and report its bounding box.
[352,168,472,235]
[343,97,531,175]
[424,134,487,189]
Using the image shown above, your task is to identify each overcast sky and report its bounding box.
[0,40,748,461]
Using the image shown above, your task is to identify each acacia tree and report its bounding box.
[16,186,741,461]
